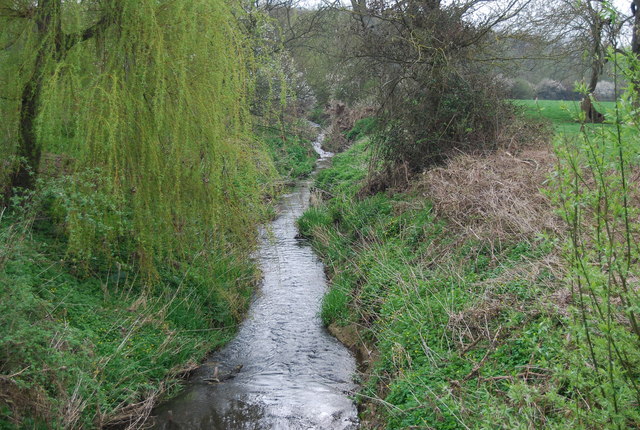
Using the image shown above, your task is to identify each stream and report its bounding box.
[151,129,359,429]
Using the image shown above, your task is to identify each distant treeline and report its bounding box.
[505,77,622,101]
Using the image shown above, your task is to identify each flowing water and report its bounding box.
[151,129,358,429]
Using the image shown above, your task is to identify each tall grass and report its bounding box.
[299,136,572,428]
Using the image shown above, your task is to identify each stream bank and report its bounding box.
[151,129,359,429]
[0,122,321,429]
[297,132,576,428]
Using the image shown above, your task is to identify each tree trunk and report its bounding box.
[10,0,62,191]
[633,0,640,56]
[581,96,605,123]
[581,2,605,123]
[13,54,45,190]
[581,63,605,123]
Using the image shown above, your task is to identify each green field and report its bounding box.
[512,99,617,135]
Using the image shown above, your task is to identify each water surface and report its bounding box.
[152,130,358,429]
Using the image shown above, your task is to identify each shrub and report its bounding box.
[552,74,640,427]
[509,78,535,99]
[373,69,511,174]
[536,79,568,100]
[345,3,516,180]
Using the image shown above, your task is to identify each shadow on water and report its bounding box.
[151,127,358,429]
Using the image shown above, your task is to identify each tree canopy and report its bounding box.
[1,0,272,272]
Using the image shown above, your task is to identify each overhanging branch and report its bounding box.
[62,15,111,53]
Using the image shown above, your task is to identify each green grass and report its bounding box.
[512,99,616,135]
[344,117,377,142]
[298,127,585,428]
[0,126,314,428]
[0,207,256,428]
[259,124,318,181]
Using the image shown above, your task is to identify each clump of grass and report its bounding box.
[300,116,591,428]
[345,117,377,142]
[258,120,318,182]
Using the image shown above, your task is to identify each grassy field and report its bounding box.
[511,99,617,135]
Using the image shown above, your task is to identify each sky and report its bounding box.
[299,0,636,46]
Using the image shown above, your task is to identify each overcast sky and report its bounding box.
[300,0,636,45]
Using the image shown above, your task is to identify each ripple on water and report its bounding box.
[151,132,358,430]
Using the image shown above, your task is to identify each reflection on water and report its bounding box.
[151,130,357,429]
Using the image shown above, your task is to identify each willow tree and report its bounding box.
[1,0,271,271]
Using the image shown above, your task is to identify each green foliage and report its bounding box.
[1,0,273,274]
[550,55,640,427]
[344,117,376,142]
[342,3,515,174]
[0,201,256,427]
[35,170,132,268]
[373,66,511,173]
[303,54,640,427]
[297,206,333,238]
[259,125,317,180]
[0,1,283,426]
[313,139,368,195]
[300,132,586,429]
[319,272,353,326]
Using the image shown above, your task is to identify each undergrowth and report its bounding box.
[0,180,257,429]
[258,121,318,182]
[298,112,638,427]
[0,123,315,428]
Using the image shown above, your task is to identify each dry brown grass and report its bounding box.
[102,390,159,430]
[0,378,52,427]
[410,134,570,359]
[414,147,563,248]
